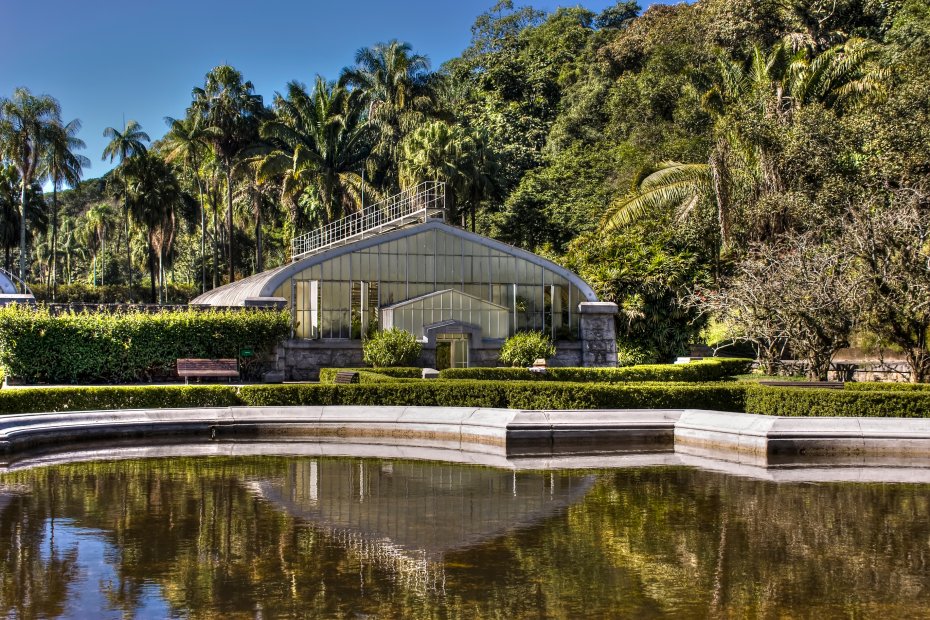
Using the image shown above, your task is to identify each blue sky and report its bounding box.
[1,0,668,181]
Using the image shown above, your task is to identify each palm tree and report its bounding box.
[43,119,89,297]
[102,119,149,291]
[163,114,209,292]
[340,40,432,190]
[121,153,183,303]
[191,65,264,283]
[0,88,62,285]
[400,121,497,230]
[260,77,373,228]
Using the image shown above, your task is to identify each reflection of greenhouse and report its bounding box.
[193,184,618,377]
[251,459,594,582]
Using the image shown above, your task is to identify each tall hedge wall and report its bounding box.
[0,305,291,384]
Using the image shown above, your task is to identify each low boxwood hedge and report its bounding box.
[319,368,413,384]
[239,381,747,411]
[319,367,422,383]
[0,385,241,415]
[2,376,930,418]
[744,384,930,417]
[844,382,930,392]
[439,359,753,383]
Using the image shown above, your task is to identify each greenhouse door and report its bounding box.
[436,333,469,369]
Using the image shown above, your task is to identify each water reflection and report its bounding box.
[0,459,929,618]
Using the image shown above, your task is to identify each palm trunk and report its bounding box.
[254,189,263,273]
[147,229,157,304]
[196,173,206,294]
[125,196,133,294]
[51,181,58,300]
[212,194,219,289]
[19,180,27,290]
[225,164,235,284]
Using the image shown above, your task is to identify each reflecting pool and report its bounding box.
[1,455,929,618]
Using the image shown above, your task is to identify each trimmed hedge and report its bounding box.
[319,369,410,384]
[1,377,929,418]
[239,381,747,411]
[0,385,240,415]
[0,305,291,384]
[439,359,753,383]
[744,384,930,417]
[844,382,930,392]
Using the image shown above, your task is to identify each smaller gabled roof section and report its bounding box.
[190,220,599,307]
[381,288,509,311]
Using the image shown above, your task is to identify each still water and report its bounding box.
[1,455,929,619]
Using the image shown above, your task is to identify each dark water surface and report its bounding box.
[1,455,929,619]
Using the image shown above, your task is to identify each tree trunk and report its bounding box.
[212,196,219,289]
[226,165,235,284]
[147,228,157,304]
[51,181,58,300]
[18,180,27,289]
[197,174,206,294]
[254,189,263,273]
[125,196,133,295]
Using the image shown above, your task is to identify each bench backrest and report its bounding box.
[177,358,239,375]
[334,371,360,384]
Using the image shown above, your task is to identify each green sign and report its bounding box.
[239,348,254,358]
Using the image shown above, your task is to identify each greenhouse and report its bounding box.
[192,189,617,375]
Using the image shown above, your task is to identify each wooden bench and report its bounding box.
[177,359,239,384]
[334,371,360,384]
[758,380,844,389]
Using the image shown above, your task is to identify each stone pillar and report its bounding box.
[578,302,618,367]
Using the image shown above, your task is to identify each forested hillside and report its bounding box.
[3,0,929,376]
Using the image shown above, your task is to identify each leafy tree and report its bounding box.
[562,227,709,362]
[847,191,930,382]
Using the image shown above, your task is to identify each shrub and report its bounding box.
[0,305,291,384]
[362,328,422,368]
[439,359,753,382]
[499,331,556,367]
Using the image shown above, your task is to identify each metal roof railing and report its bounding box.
[291,181,446,261]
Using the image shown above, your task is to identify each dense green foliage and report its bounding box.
[3,0,930,376]
[0,306,290,383]
[499,331,556,366]
[439,358,752,381]
[361,328,422,368]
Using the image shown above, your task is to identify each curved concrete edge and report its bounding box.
[3,407,930,470]
[676,410,930,465]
